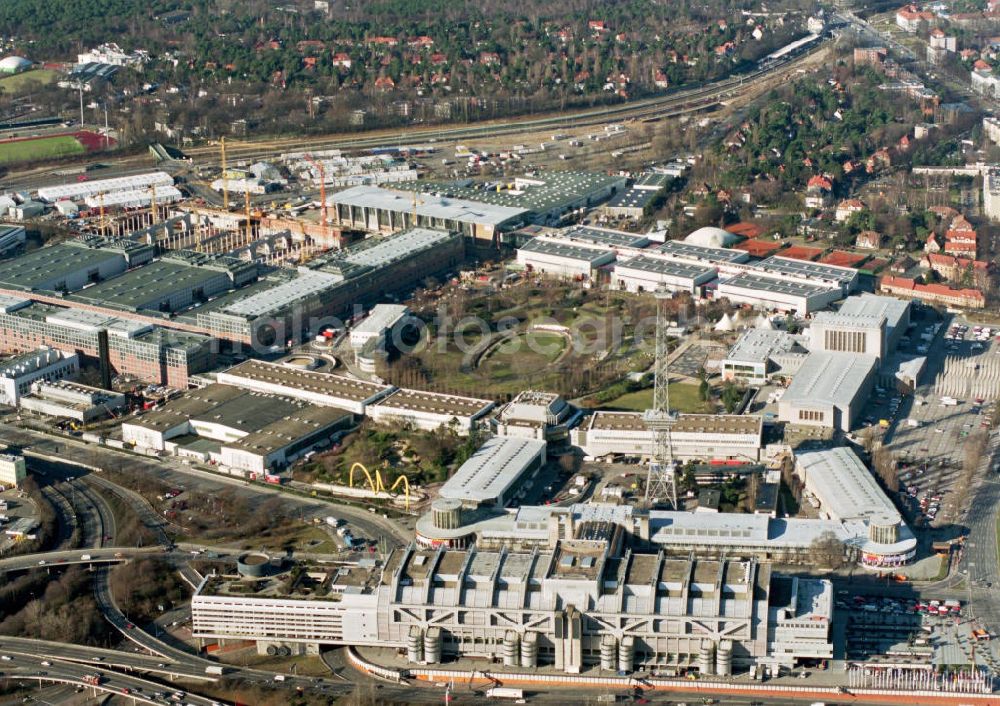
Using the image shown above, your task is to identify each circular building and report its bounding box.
[0,57,32,74]
[236,552,271,578]
[684,226,741,249]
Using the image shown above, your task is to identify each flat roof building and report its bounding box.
[191,544,832,673]
[778,351,878,431]
[20,379,127,422]
[192,228,463,345]
[0,298,214,388]
[515,237,616,282]
[613,254,717,294]
[721,329,807,385]
[349,304,410,351]
[122,384,353,473]
[328,184,528,241]
[439,435,547,508]
[757,255,859,293]
[216,359,394,415]
[657,240,751,276]
[0,236,154,294]
[716,271,844,315]
[366,388,494,433]
[0,452,26,488]
[37,171,174,203]
[808,311,887,361]
[0,347,80,407]
[571,411,763,462]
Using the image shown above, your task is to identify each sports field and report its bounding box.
[0,68,57,92]
[0,135,85,164]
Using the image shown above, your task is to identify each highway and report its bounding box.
[0,423,411,548]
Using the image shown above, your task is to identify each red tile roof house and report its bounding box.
[880,275,985,308]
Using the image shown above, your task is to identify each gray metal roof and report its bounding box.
[223,270,343,318]
[518,237,615,264]
[552,225,649,248]
[657,240,751,264]
[329,185,528,226]
[719,271,834,297]
[780,351,878,409]
[616,254,717,280]
[0,241,124,292]
[725,328,801,365]
[758,255,858,285]
[795,447,901,525]
[838,293,910,332]
[440,436,546,505]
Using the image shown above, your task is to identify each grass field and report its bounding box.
[0,68,57,92]
[600,382,713,414]
[0,135,84,164]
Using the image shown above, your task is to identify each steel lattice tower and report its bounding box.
[644,286,678,508]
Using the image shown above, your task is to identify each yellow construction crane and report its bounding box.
[244,186,252,244]
[220,137,228,210]
[348,461,411,511]
[98,192,106,237]
[149,184,159,225]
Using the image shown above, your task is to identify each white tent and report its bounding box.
[714,312,735,332]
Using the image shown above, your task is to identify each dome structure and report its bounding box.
[683,226,741,249]
[0,56,31,74]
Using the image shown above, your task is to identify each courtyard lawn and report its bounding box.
[600,382,713,414]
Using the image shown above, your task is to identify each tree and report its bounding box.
[721,381,742,413]
[810,531,845,569]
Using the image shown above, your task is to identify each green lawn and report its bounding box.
[0,68,57,93]
[600,382,713,414]
[0,135,84,164]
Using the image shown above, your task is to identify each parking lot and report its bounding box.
[835,590,1000,673]
[858,315,998,530]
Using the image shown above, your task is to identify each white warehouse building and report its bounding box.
[614,254,717,294]
[570,412,764,462]
[516,237,616,281]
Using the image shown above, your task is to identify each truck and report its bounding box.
[273,674,286,682]
[80,554,92,561]
[204,665,224,675]
[941,397,959,406]
[906,419,920,428]
[325,516,343,528]
[486,687,524,700]
[83,674,104,686]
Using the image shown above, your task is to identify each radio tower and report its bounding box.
[644,286,678,508]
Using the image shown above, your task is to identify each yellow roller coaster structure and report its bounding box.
[348,462,411,511]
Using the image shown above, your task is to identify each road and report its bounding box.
[0,423,410,548]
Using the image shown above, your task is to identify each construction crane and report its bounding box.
[244,186,252,245]
[220,136,228,210]
[98,192,107,237]
[149,184,159,225]
[643,285,678,509]
[302,153,327,228]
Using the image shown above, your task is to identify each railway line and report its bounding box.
[183,40,827,164]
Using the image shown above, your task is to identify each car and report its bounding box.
[125,622,135,630]
[37,560,45,565]
[40,661,50,666]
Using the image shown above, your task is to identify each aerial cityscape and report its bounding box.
[3,1,1000,705]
